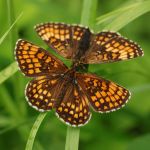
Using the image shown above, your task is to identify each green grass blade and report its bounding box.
[65,0,98,150]
[105,1,150,31]
[0,85,18,117]
[81,0,98,28]
[6,0,18,49]
[0,117,35,135]
[25,113,47,150]
[0,12,23,45]
[65,127,80,150]
[0,116,14,127]
[96,1,150,31]
[96,2,142,25]
[0,62,18,84]
[5,1,30,141]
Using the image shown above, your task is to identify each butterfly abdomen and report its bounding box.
[74,28,91,62]
[53,70,76,108]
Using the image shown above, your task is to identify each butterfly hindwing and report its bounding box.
[15,39,67,77]
[56,82,91,127]
[77,73,130,113]
[35,23,89,59]
[83,31,143,63]
[26,75,63,111]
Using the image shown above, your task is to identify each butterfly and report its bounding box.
[35,22,143,64]
[15,23,143,127]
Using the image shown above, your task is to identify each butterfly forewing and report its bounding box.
[56,82,91,127]
[77,73,130,113]
[83,31,143,64]
[15,39,67,77]
[35,23,88,59]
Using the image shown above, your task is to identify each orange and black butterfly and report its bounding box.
[15,23,143,127]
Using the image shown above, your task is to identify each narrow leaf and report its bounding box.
[0,62,18,84]
[65,127,80,150]
[96,1,150,31]
[0,12,23,45]
[96,2,142,25]
[25,113,47,150]
[81,0,98,28]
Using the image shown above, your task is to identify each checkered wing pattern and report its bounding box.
[35,23,88,59]
[77,73,130,112]
[56,83,91,127]
[26,75,62,111]
[83,31,143,64]
[15,39,67,77]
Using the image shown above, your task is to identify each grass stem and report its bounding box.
[65,0,98,150]
[65,127,80,150]
[25,113,47,150]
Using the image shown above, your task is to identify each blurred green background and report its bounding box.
[0,0,150,150]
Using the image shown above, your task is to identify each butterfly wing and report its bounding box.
[35,23,88,59]
[76,73,130,113]
[15,39,67,77]
[55,82,91,127]
[83,31,143,64]
[26,75,63,111]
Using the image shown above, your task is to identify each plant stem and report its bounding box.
[65,0,98,150]
[81,0,98,28]
[6,0,18,52]
[0,12,23,45]
[25,113,47,150]
[6,0,29,141]
[0,62,18,84]
[65,127,80,150]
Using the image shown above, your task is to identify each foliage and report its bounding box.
[0,0,150,150]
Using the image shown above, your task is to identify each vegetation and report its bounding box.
[0,0,150,150]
